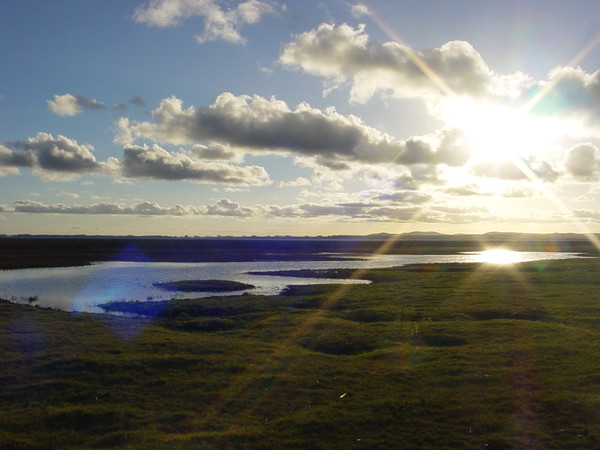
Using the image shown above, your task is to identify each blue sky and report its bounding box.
[2,0,600,236]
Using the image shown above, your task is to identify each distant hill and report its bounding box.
[364,232,594,242]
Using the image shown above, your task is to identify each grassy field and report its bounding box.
[2,257,600,448]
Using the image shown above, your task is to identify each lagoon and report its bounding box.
[0,250,584,313]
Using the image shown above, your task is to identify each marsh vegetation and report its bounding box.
[2,257,600,448]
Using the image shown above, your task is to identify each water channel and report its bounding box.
[0,251,583,313]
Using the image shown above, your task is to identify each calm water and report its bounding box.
[0,251,583,313]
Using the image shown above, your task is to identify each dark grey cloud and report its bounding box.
[191,143,241,161]
[2,133,101,180]
[129,95,147,107]
[0,145,32,168]
[113,96,147,112]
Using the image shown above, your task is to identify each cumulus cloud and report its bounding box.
[117,93,469,169]
[564,143,600,179]
[2,131,270,185]
[2,133,101,180]
[117,144,270,185]
[279,23,531,103]
[47,94,105,116]
[133,0,278,44]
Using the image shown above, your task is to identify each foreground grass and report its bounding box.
[2,258,600,448]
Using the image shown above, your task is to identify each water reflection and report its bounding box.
[472,249,525,264]
[0,251,585,313]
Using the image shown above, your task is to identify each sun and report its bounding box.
[439,98,556,163]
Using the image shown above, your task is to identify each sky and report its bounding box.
[1,0,600,237]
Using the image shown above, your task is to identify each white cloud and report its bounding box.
[133,0,278,44]
[350,3,370,18]
[47,94,105,116]
[279,23,531,104]
[278,177,312,188]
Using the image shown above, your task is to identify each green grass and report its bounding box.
[2,258,600,448]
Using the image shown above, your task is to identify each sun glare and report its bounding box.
[476,249,523,265]
[440,98,557,163]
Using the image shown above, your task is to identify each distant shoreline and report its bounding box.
[0,234,597,270]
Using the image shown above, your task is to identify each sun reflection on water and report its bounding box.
[475,249,523,265]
